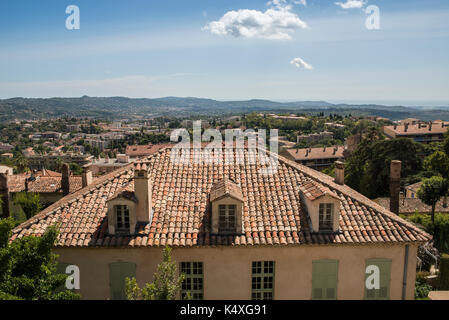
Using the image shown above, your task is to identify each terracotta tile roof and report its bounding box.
[384,123,448,136]
[126,144,173,158]
[299,180,339,201]
[11,146,431,247]
[374,197,449,215]
[210,177,244,202]
[8,175,82,194]
[405,182,422,193]
[284,146,344,161]
[108,181,137,202]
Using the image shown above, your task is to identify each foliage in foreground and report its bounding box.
[0,217,80,300]
[125,246,185,300]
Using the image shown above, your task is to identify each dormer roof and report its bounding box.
[210,177,244,202]
[107,181,137,202]
[299,180,340,202]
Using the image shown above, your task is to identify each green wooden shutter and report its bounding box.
[109,262,136,300]
[365,259,391,300]
[312,260,338,300]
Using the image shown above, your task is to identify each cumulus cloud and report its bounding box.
[335,0,366,9]
[203,3,307,40]
[290,57,313,70]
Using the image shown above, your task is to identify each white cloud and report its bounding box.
[335,0,366,9]
[203,4,307,40]
[294,0,307,6]
[290,57,313,70]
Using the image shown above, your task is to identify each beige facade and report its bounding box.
[55,244,418,300]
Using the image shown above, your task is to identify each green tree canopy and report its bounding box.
[0,218,80,300]
[424,151,449,178]
[14,192,41,220]
[418,176,449,224]
[345,136,423,199]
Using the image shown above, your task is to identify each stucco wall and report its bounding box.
[54,244,418,300]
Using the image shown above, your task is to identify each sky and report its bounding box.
[0,0,448,106]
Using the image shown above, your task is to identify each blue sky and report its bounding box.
[0,0,448,106]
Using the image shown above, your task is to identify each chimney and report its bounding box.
[389,160,402,215]
[394,124,397,130]
[334,161,345,185]
[429,123,433,131]
[418,123,422,129]
[134,163,153,223]
[323,147,326,152]
[404,124,408,132]
[82,165,93,188]
[61,163,70,196]
[0,173,10,218]
[333,146,337,155]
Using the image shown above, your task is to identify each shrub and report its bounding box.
[406,213,449,253]
[439,254,449,290]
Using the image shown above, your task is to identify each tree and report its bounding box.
[125,246,185,300]
[0,218,80,300]
[13,154,28,174]
[14,192,41,220]
[424,151,449,207]
[418,176,449,225]
[345,137,423,199]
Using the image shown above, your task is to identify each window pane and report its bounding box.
[181,261,203,300]
[251,261,274,300]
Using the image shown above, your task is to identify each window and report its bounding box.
[180,262,203,300]
[312,260,338,300]
[109,262,136,300]
[218,204,236,233]
[365,259,391,300]
[319,203,333,231]
[115,205,130,232]
[251,261,274,300]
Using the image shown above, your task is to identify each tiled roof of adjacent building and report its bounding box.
[8,174,82,194]
[125,143,173,158]
[11,146,431,247]
[405,182,422,193]
[284,146,345,161]
[384,123,448,136]
[374,197,449,215]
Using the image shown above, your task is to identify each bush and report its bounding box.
[415,280,432,300]
[439,254,449,290]
[406,213,449,253]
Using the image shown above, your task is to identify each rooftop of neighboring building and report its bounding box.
[283,146,345,161]
[384,122,449,136]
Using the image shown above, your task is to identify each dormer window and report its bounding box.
[319,203,333,231]
[106,187,138,235]
[299,180,341,233]
[210,177,244,234]
[219,204,236,233]
[116,205,130,232]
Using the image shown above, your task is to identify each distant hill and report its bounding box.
[1,96,448,122]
